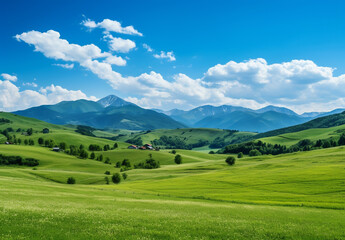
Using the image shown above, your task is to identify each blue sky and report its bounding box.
[1,0,345,113]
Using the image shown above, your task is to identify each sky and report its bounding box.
[1,0,345,114]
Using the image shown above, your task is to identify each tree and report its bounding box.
[90,152,95,159]
[237,152,244,158]
[122,173,128,180]
[103,144,110,151]
[209,151,215,154]
[104,157,110,164]
[338,134,345,146]
[113,143,118,149]
[29,139,35,145]
[59,142,67,150]
[171,150,176,154]
[115,161,121,168]
[104,176,109,184]
[79,149,88,159]
[24,139,28,145]
[17,138,22,145]
[27,128,33,136]
[79,144,85,150]
[38,137,44,145]
[225,156,236,165]
[112,173,121,184]
[67,177,76,184]
[174,154,182,164]
[104,170,111,175]
[249,149,262,157]
[122,159,131,168]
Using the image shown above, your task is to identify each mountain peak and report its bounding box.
[97,95,134,108]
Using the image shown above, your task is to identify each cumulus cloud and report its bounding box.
[0,80,96,111]
[82,18,142,36]
[15,30,126,68]
[153,51,176,61]
[53,63,74,69]
[105,35,136,53]
[1,73,17,82]
[15,29,345,113]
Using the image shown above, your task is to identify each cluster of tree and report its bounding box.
[134,154,160,169]
[66,144,88,159]
[0,118,11,124]
[75,125,95,137]
[221,134,345,156]
[152,135,192,149]
[110,172,128,184]
[115,159,132,171]
[88,143,117,151]
[0,154,39,166]
[126,137,143,146]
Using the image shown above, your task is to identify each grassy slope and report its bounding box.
[0,145,344,239]
[0,112,126,148]
[259,124,345,147]
[115,128,256,148]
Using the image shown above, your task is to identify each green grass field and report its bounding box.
[259,124,345,147]
[1,113,345,239]
[114,127,256,149]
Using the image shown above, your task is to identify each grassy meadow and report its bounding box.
[0,113,345,239]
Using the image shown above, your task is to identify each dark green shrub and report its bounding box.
[225,156,236,165]
[174,154,182,164]
[112,173,121,184]
[122,173,128,180]
[67,177,76,184]
[237,152,243,158]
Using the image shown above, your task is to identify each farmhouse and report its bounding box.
[128,145,138,149]
[144,144,154,150]
[52,147,61,152]
[43,128,50,134]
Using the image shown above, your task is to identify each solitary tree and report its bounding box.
[38,137,44,145]
[112,173,121,184]
[113,143,118,149]
[237,152,244,158]
[122,173,128,180]
[174,154,182,164]
[225,156,236,166]
[67,177,76,184]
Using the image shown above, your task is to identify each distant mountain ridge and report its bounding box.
[153,105,345,132]
[13,95,185,130]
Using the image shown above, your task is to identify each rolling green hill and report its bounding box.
[254,110,345,139]
[114,128,256,150]
[1,113,345,239]
[259,124,345,147]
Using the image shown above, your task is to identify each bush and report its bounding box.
[122,173,128,180]
[90,152,95,159]
[67,177,76,184]
[171,150,176,154]
[104,176,109,184]
[104,171,111,175]
[112,173,121,184]
[249,149,262,157]
[122,159,131,168]
[38,137,44,145]
[209,151,215,154]
[237,152,243,158]
[174,154,182,164]
[225,156,236,165]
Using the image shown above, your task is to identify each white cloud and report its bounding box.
[16,29,345,113]
[105,35,136,53]
[23,82,38,87]
[0,80,96,111]
[82,18,142,36]
[53,63,74,69]
[1,73,17,82]
[153,51,176,61]
[143,43,153,52]
[104,55,127,66]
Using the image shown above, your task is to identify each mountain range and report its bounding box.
[156,104,345,132]
[13,95,186,130]
[13,95,345,132]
